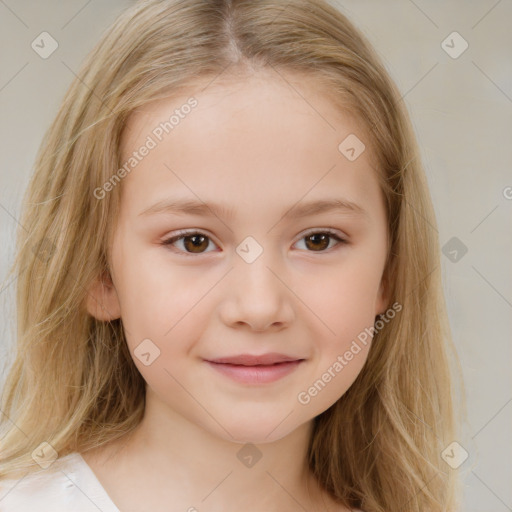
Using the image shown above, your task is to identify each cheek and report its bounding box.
[298,256,382,402]
[306,260,382,340]
[114,242,200,329]
[118,267,206,398]
[116,258,215,371]
[296,270,377,413]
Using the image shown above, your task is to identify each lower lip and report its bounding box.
[205,360,303,384]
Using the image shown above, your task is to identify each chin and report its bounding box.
[203,414,301,445]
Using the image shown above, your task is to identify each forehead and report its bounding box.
[117,69,382,219]
[122,68,371,157]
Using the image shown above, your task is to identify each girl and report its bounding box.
[0,0,466,510]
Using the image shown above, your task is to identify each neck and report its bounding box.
[97,386,333,512]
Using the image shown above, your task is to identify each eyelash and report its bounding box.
[161,228,347,256]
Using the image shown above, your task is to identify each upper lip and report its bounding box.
[206,353,303,366]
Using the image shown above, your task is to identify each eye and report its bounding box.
[161,230,218,255]
[161,228,346,256]
[293,229,347,252]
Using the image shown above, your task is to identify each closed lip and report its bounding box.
[205,353,304,366]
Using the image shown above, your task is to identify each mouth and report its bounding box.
[206,353,303,366]
[204,353,305,384]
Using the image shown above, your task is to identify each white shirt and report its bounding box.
[0,452,366,511]
[0,452,120,511]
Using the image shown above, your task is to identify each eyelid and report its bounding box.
[295,227,347,243]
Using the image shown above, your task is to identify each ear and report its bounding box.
[375,270,391,317]
[85,270,121,321]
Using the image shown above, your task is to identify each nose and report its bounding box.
[218,255,294,332]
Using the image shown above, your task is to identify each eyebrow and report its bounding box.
[138,197,367,220]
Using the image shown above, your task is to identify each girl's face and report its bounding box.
[92,70,389,443]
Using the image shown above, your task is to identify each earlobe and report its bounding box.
[85,271,121,321]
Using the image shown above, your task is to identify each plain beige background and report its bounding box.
[0,1,511,511]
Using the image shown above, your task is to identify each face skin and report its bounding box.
[85,67,389,512]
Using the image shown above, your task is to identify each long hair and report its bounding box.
[0,1,466,510]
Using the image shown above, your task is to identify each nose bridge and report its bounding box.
[234,239,282,299]
[220,237,293,330]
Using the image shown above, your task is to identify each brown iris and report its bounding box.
[182,234,210,253]
[304,233,330,251]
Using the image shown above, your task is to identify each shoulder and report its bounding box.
[0,452,118,512]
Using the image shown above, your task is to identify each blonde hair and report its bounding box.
[0,0,466,510]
